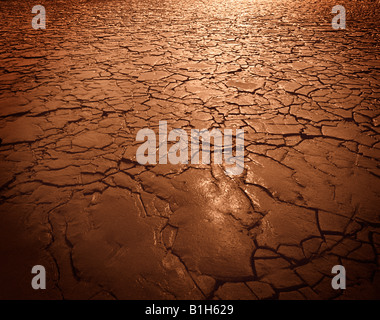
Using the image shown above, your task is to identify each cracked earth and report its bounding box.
[0,0,379,300]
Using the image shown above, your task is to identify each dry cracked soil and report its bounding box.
[0,0,379,300]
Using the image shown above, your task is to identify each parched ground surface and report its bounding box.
[0,0,379,300]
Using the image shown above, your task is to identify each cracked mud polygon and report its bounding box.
[0,0,379,300]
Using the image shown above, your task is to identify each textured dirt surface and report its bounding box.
[0,0,379,299]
